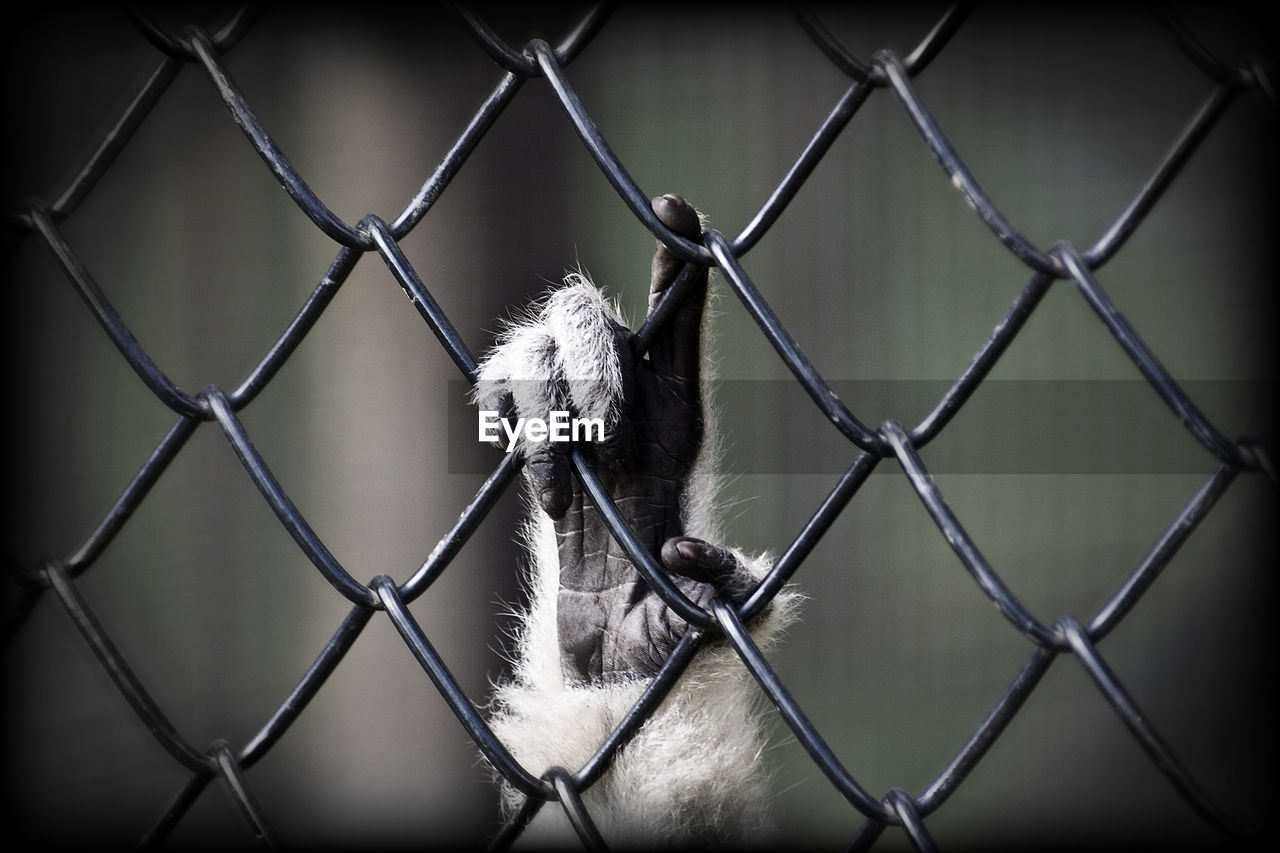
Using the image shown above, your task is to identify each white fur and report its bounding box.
[479,274,801,847]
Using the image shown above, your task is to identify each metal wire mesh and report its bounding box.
[3,3,1276,849]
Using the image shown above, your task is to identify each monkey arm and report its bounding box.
[474,194,800,847]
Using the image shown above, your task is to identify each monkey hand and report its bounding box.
[474,193,757,684]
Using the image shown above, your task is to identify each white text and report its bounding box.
[478,410,606,453]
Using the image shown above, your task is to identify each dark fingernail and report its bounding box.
[652,193,700,237]
[674,538,705,563]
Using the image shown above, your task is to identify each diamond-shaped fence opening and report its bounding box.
[3,3,1277,850]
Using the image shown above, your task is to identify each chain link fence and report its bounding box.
[3,3,1277,849]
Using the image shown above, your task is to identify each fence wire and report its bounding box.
[3,2,1277,850]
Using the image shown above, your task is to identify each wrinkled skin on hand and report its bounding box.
[476,194,753,684]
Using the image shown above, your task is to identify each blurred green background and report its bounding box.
[4,3,1276,849]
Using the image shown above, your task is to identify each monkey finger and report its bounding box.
[543,282,629,427]
[660,536,752,603]
[523,443,574,520]
[653,192,701,243]
[647,194,710,388]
